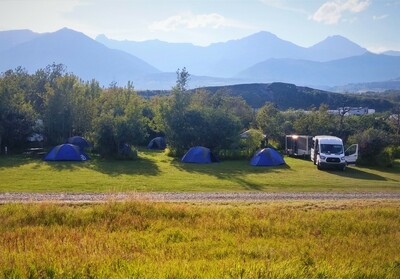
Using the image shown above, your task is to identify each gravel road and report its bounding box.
[1,192,400,203]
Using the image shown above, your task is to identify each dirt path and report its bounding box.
[1,192,400,203]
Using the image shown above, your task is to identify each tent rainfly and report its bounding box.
[250,148,285,166]
[181,146,219,164]
[66,136,91,150]
[147,137,166,150]
[44,144,90,161]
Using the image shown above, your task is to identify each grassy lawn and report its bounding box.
[1,200,400,278]
[0,150,399,192]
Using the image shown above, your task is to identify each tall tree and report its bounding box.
[0,68,36,152]
[256,102,284,144]
[93,86,148,157]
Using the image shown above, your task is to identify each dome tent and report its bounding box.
[250,148,285,166]
[66,136,91,150]
[44,144,90,161]
[181,146,219,164]
[147,137,166,150]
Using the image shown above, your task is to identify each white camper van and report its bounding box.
[310,136,358,170]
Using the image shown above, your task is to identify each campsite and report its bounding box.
[1,12,400,277]
[1,69,400,279]
[1,148,400,278]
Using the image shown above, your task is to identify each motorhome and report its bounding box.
[310,136,358,170]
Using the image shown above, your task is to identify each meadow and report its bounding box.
[0,150,399,192]
[1,200,400,278]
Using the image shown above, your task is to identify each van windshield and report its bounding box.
[321,144,343,154]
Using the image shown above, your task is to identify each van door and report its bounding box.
[310,138,316,163]
[345,144,358,165]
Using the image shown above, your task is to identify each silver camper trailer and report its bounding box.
[285,135,312,157]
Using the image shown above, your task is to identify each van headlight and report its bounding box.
[341,157,345,161]
[320,156,326,160]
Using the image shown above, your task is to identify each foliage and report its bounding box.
[93,86,147,158]
[348,128,393,166]
[239,129,266,158]
[0,65,399,166]
[293,105,337,136]
[256,102,284,144]
[175,67,190,92]
[156,70,243,156]
[0,68,37,152]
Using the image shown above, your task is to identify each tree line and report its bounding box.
[0,64,399,166]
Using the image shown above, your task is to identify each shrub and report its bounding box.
[348,128,391,166]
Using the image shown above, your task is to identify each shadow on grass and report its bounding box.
[84,157,160,177]
[171,159,292,190]
[0,155,44,169]
[325,166,390,181]
[0,154,161,177]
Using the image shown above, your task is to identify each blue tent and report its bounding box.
[147,137,166,150]
[44,144,90,161]
[181,146,219,164]
[250,148,285,166]
[66,136,91,150]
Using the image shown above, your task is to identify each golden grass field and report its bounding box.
[1,200,400,278]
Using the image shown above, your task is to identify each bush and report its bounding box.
[116,144,138,160]
[348,128,391,166]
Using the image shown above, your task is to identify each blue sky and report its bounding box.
[0,0,399,52]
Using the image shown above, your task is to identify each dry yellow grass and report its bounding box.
[1,200,399,278]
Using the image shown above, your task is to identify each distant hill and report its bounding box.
[196,82,396,112]
[237,53,400,87]
[329,77,400,93]
[96,31,367,78]
[0,28,160,86]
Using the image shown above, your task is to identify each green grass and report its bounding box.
[1,201,400,278]
[0,150,399,192]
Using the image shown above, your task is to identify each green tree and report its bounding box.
[0,68,36,152]
[293,105,338,136]
[43,75,76,144]
[348,128,393,166]
[256,102,284,145]
[93,86,147,157]
[239,129,266,157]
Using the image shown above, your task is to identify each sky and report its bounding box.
[0,0,399,52]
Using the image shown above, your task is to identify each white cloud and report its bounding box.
[310,0,370,24]
[373,14,389,20]
[149,12,250,32]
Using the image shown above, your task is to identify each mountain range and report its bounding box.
[0,28,399,90]
[96,31,368,78]
[0,28,160,86]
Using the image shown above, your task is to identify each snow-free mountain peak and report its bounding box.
[307,35,367,61]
